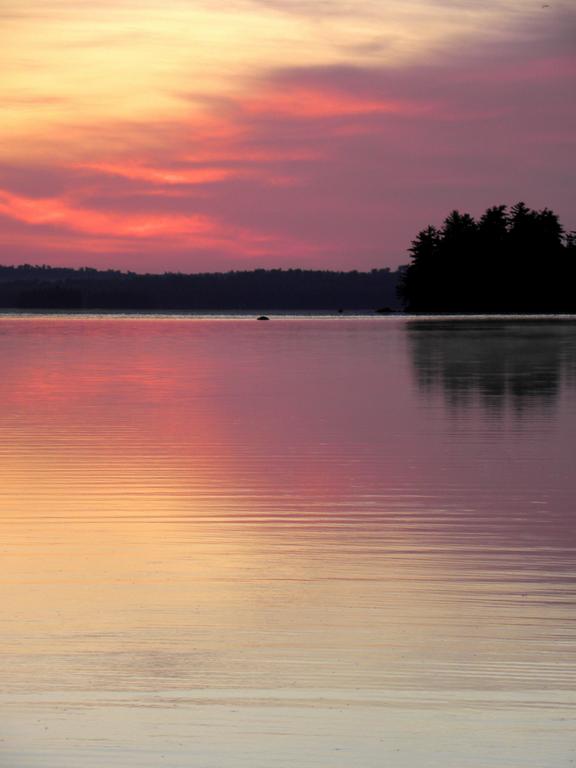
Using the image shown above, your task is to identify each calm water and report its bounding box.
[1,316,575,768]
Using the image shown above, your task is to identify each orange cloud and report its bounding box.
[0,187,317,260]
[242,87,428,119]
[0,228,150,254]
[0,188,214,238]
[80,162,239,185]
[183,148,323,164]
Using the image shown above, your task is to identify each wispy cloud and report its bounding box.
[79,163,241,186]
[0,0,573,271]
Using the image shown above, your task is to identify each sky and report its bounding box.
[0,0,574,273]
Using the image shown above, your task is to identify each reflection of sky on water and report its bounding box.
[0,317,575,768]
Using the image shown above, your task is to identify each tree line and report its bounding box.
[399,203,576,313]
[0,266,401,311]
[2,203,573,313]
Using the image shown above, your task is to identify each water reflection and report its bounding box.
[0,317,575,768]
[407,318,576,414]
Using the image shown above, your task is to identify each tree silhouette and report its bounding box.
[400,203,573,313]
[0,265,402,312]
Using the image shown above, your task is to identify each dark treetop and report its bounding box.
[0,266,401,311]
[399,203,576,314]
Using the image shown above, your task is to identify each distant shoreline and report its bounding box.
[0,265,402,313]
[1,309,575,320]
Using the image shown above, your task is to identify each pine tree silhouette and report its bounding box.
[400,203,572,313]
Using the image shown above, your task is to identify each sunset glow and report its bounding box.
[1,0,574,271]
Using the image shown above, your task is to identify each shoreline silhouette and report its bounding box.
[2,203,574,314]
[0,265,401,312]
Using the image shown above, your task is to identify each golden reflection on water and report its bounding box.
[1,316,576,767]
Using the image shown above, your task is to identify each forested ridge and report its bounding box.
[0,265,401,311]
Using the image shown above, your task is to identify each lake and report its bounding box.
[1,315,575,767]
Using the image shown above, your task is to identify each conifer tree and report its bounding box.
[400,203,573,313]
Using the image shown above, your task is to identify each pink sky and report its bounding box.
[0,0,574,272]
